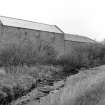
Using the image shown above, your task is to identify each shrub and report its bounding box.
[0,73,36,105]
[57,43,105,74]
[87,43,105,66]
[35,41,57,65]
[57,50,80,74]
[0,40,57,67]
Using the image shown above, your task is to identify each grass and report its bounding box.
[0,65,63,105]
[60,67,105,105]
[0,71,37,105]
[25,65,105,105]
[59,70,105,105]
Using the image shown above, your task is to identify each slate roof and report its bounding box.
[0,16,63,33]
[65,33,95,43]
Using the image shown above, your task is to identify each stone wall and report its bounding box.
[65,40,92,55]
[0,25,65,56]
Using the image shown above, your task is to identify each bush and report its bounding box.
[57,43,105,74]
[87,43,105,66]
[57,50,80,74]
[36,41,57,65]
[4,64,63,87]
[0,73,36,105]
[0,40,57,67]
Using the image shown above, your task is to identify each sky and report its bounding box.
[0,0,105,41]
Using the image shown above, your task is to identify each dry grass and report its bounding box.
[0,71,36,105]
[59,69,105,105]
[26,65,105,105]
[0,65,62,105]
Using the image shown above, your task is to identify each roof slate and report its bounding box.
[65,33,95,43]
[0,16,63,33]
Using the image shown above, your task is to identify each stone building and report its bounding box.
[0,16,95,56]
[0,16,65,56]
[64,33,95,55]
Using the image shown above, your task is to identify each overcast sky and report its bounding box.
[0,0,105,41]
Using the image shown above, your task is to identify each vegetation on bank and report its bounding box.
[56,43,105,75]
[0,40,105,104]
[0,40,105,73]
[31,66,105,105]
[0,40,57,67]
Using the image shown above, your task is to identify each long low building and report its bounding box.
[65,33,95,55]
[0,16,95,56]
